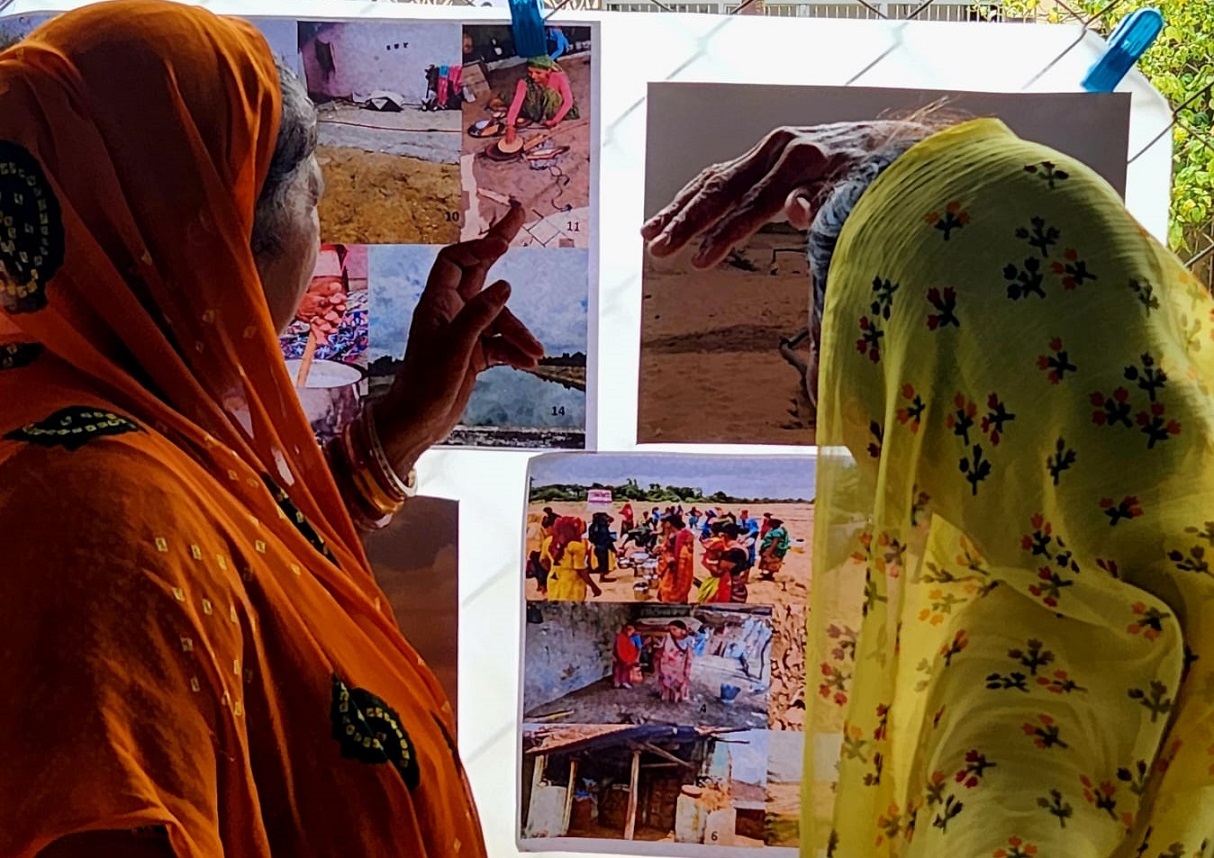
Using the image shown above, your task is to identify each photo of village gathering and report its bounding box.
[525,454,814,606]
[367,246,589,448]
[521,725,769,847]
[298,21,464,245]
[637,83,1131,446]
[460,25,593,249]
[280,244,369,443]
[524,601,771,731]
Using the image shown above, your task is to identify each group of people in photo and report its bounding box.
[526,501,794,604]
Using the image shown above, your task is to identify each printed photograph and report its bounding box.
[367,245,588,449]
[769,604,806,732]
[764,730,803,848]
[460,25,593,249]
[525,454,814,605]
[363,496,459,714]
[523,602,772,731]
[638,83,1131,445]
[521,724,768,846]
[0,13,54,47]
[281,244,369,443]
[298,21,464,245]
[248,17,305,79]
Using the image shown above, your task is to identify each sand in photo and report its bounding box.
[527,499,811,607]
[638,83,1131,446]
[521,723,768,846]
[640,229,815,446]
[299,21,463,245]
[523,602,771,731]
[525,453,814,605]
[460,25,592,249]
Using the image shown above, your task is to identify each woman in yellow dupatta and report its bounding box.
[645,117,1214,855]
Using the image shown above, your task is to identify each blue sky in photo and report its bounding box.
[369,246,589,360]
[369,246,589,430]
[529,454,815,501]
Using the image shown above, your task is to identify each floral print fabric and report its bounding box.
[805,118,1214,858]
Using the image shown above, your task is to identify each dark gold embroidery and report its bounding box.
[0,140,65,314]
[261,474,338,565]
[0,341,42,370]
[4,405,141,450]
[330,675,420,791]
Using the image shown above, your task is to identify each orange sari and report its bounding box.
[0,5,483,858]
[657,528,695,603]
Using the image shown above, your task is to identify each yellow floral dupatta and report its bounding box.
[805,118,1214,858]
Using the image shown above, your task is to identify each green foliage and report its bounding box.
[1001,0,1213,254]
[527,477,808,505]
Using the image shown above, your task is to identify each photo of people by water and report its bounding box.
[298,21,464,245]
[525,453,814,605]
[460,25,593,249]
[520,724,769,847]
[366,245,588,448]
[280,244,370,442]
[638,83,1131,445]
[525,602,771,730]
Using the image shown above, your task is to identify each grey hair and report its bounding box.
[806,135,926,336]
[800,110,967,409]
[251,56,318,260]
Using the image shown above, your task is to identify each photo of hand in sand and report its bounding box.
[525,453,814,606]
[520,724,769,846]
[524,602,772,730]
[298,21,465,245]
[638,83,1131,446]
[460,25,593,249]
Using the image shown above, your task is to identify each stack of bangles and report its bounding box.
[326,402,417,530]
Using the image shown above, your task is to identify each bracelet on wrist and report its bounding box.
[326,420,399,530]
[360,401,418,501]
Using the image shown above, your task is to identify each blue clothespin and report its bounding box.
[508,0,549,60]
[1082,8,1164,93]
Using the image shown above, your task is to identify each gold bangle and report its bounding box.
[329,421,395,529]
[350,459,404,518]
[361,401,415,501]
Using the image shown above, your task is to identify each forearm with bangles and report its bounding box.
[325,403,417,531]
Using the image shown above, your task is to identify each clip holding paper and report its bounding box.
[1081,8,1164,93]
[509,0,549,60]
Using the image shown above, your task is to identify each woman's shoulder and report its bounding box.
[0,420,224,585]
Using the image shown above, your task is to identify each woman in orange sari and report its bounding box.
[657,513,695,603]
[0,4,543,858]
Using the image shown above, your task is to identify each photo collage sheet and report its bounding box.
[264,16,597,450]
[520,453,815,852]
[0,13,597,450]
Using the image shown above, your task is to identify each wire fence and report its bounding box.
[398,0,1213,287]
